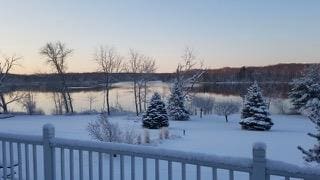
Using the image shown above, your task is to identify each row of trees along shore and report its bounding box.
[0,42,205,116]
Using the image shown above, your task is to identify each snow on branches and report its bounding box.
[167,81,190,121]
[239,82,273,131]
[289,65,320,112]
[298,98,320,164]
[142,92,169,129]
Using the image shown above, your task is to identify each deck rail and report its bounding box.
[0,124,318,180]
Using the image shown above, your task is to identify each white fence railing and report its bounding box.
[0,124,319,180]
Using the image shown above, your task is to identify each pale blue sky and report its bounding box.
[0,0,319,73]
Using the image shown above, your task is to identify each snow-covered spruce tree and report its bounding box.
[142,92,169,129]
[239,82,273,131]
[167,81,190,121]
[298,98,320,163]
[289,65,320,111]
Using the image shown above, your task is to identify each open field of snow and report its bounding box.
[0,114,314,167]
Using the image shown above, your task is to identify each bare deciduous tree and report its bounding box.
[176,47,206,99]
[19,92,40,115]
[52,92,63,115]
[126,50,156,115]
[192,95,215,118]
[138,56,156,112]
[0,54,24,113]
[214,101,240,123]
[94,46,123,115]
[126,49,143,116]
[87,94,97,112]
[40,42,74,114]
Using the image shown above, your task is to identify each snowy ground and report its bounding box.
[0,114,316,179]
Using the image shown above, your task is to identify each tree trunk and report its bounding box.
[138,85,142,113]
[144,81,147,111]
[225,115,228,123]
[106,88,110,115]
[200,108,203,118]
[60,74,71,114]
[133,81,139,116]
[61,91,69,114]
[0,94,8,113]
[67,91,73,113]
[102,89,106,111]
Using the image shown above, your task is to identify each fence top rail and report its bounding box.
[267,159,320,178]
[0,132,43,145]
[52,137,252,171]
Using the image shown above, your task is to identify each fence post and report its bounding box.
[43,124,56,180]
[251,142,266,180]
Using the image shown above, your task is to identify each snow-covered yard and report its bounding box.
[0,114,314,167]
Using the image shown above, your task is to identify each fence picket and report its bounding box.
[229,170,234,180]
[25,144,30,180]
[33,145,37,180]
[182,163,186,180]
[131,156,135,180]
[18,143,22,180]
[9,142,14,180]
[61,148,65,180]
[168,161,172,180]
[99,152,103,180]
[120,155,124,180]
[89,151,93,180]
[155,159,160,180]
[212,168,217,180]
[110,154,114,180]
[79,150,83,180]
[197,165,201,180]
[2,141,7,179]
[69,149,74,180]
[143,157,147,180]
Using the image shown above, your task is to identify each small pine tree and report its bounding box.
[298,98,320,163]
[142,92,169,129]
[289,65,320,111]
[239,82,273,131]
[167,81,190,121]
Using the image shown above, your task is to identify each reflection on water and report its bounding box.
[5,81,292,115]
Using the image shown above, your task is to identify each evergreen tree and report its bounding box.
[289,65,320,111]
[167,81,190,121]
[239,82,273,131]
[298,98,320,163]
[142,92,169,129]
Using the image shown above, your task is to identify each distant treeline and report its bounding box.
[202,63,313,82]
[1,73,174,92]
[1,63,313,92]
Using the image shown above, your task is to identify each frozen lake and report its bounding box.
[5,81,292,115]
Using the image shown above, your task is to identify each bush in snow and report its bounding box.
[163,127,169,139]
[87,113,122,142]
[298,98,320,164]
[192,95,215,117]
[239,82,274,131]
[159,127,170,140]
[87,113,140,144]
[137,135,142,145]
[289,65,320,112]
[19,92,44,115]
[143,129,151,144]
[167,81,190,121]
[142,92,169,129]
[123,127,140,144]
[214,101,240,123]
